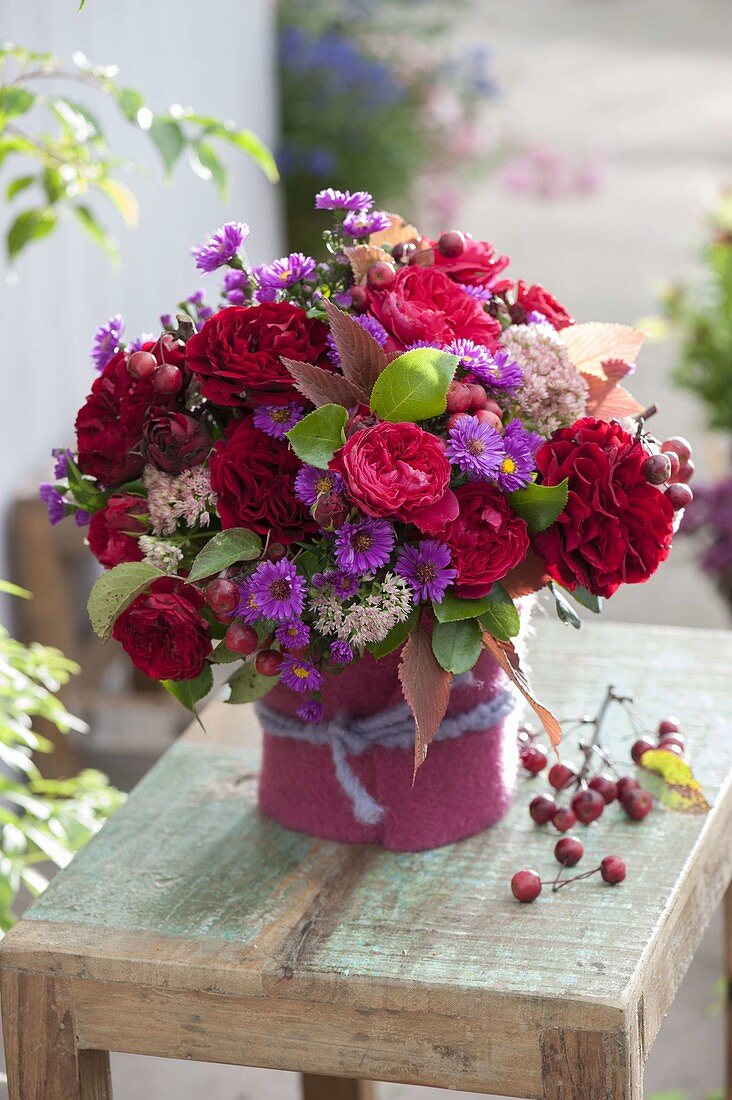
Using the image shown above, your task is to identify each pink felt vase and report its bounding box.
[256,644,520,852]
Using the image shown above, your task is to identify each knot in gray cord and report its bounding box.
[256,688,516,827]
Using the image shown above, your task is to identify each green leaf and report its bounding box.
[567,585,604,614]
[6,175,34,201]
[97,178,139,226]
[162,665,213,711]
[213,125,279,183]
[209,641,241,665]
[549,583,581,629]
[149,116,185,176]
[0,87,35,120]
[190,141,228,199]
[286,404,348,469]
[73,205,119,261]
[508,479,569,534]
[187,528,262,584]
[370,348,459,423]
[432,619,482,674]
[477,585,521,642]
[433,590,500,623]
[113,86,146,124]
[50,98,102,142]
[87,562,164,642]
[7,208,57,259]
[367,606,418,659]
[0,580,31,599]
[226,662,276,704]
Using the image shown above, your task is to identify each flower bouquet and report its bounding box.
[46,189,691,851]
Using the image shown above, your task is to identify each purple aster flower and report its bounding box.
[250,559,306,621]
[39,484,65,525]
[395,540,457,605]
[461,285,494,302]
[496,420,536,491]
[446,417,504,480]
[330,570,360,599]
[199,306,213,321]
[91,314,124,371]
[314,188,372,212]
[74,509,90,527]
[405,340,442,352]
[525,310,548,324]
[280,654,323,693]
[188,288,206,306]
[327,314,388,367]
[342,209,392,238]
[52,448,71,480]
[128,334,154,352]
[469,348,523,392]
[446,338,495,373]
[257,252,316,289]
[334,518,395,574]
[294,465,343,506]
[297,699,325,723]
[252,403,303,440]
[275,619,311,650]
[236,579,263,625]
[250,269,279,304]
[332,291,353,308]
[160,314,173,328]
[222,269,249,305]
[330,640,354,664]
[191,222,249,273]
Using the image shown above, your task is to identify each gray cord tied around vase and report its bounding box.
[255,688,516,827]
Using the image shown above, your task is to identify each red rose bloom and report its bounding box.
[333,421,457,533]
[185,303,329,407]
[430,237,510,288]
[444,483,530,598]
[366,266,501,350]
[209,418,316,544]
[143,410,211,473]
[515,280,573,330]
[532,417,675,599]
[87,494,146,568]
[112,577,212,681]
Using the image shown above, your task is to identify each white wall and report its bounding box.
[0,0,282,607]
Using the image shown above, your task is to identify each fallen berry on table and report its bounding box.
[658,717,680,737]
[554,836,584,867]
[552,807,577,833]
[631,737,655,765]
[600,856,627,885]
[529,793,557,825]
[622,788,653,820]
[589,774,618,804]
[616,776,640,802]
[521,745,548,774]
[511,870,542,903]
[548,761,577,791]
[571,788,605,825]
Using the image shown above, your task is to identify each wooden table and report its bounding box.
[2,620,732,1100]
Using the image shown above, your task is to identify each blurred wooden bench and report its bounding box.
[2,620,732,1098]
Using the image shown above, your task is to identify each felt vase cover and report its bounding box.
[256,646,519,852]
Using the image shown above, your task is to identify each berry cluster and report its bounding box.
[512,687,687,903]
[642,433,695,513]
[206,571,285,677]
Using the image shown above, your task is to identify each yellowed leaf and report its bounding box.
[368,212,420,249]
[638,748,711,814]
[344,245,392,285]
[583,377,645,420]
[561,322,647,379]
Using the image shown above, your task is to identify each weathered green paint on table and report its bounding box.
[2,619,732,1099]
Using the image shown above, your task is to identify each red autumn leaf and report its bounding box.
[398,617,452,779]
[323,299,387,397]
[482,633,562,748]
[583,375,644,420]
[502,549,551,599]
[281,357,368,409]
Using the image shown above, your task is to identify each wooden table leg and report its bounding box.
[541,1026,642,1098]
[301,1074,376,1100]
[726,881,732,1100]
[1,969,113,1099]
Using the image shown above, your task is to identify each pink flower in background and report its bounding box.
[503,146,606,201]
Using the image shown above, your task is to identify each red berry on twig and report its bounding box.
[552,808,577,833]
[600,856,627,884]
[622,788,653,820]
[511,870,542,903]
[554,836,584,867]
[548,761,577,791]
[571,788,605,824]
[529,793,557,825]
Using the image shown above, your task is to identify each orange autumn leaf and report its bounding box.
[398,617,452,779]
[583,376,645,420]
[562,322,647,380]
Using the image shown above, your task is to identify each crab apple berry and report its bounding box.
[673,459,695,485]
[662,436,692,463]
[660,733,685,752]
[437,230,466,258]
[571,788,605,825]
[664,451,681,480]
[616,776,640,802]
[529,793,557,825]
[391,241,417,263]
[474,408,503,432]
[521,745,548,774]
[206,578,240,616]
[665,483,693,510]
[589,774,618,804]
[152,363,183,394]
[466,383,490,410]
[642,453,672,485]
[446,381,472,414]
[601,856,627,885]
[511,869,542,903]
[366,261,397,289]
[255,649,283,677]
[548,761,577,791]
[657,740,683,757]
[350,285,369,312]
[447,412,471,431]
[127,350,157,380]
[223,622,258,656]
[265,541,287,562]
[658,717,680,737]
[631,737,655,765]
[554,835,584,867]
[552,807,577,833]
[622,788,653,820]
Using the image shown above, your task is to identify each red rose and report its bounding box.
[366,266,501,350]
[87,494,146,568]
[444,483,530,598]
[75,352,158,486]
[112,577,212,681]
[430,237,510,288]
[532,417,675,599]
[333,421,457,533]
[209,417,316,544]
[186,303,329,407]
[143,410,211,473]
[514,280,573,330]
